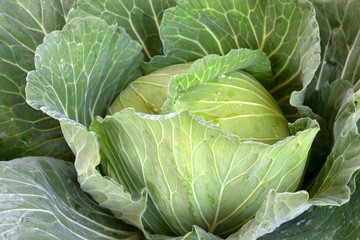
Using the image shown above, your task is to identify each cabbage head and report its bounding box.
[87,49,318,238]
[20,0,360,239]
[25,16,319,238]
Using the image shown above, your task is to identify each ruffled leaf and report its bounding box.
[26,17,143,127]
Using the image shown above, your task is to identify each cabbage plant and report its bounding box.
[1,0,360,239]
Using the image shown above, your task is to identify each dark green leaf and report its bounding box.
[70,0,176,60]
[0,0,76,160]
[291,83,360,206]
[309,0,360,92]
[0,157,144,239]
[229,190,311,239]
[260,175,360,240]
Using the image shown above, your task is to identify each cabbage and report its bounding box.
[87,50,317,237]
[1,0,360,239]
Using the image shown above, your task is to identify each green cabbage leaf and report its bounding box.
[0,0,75,160]
[0,157,143,239]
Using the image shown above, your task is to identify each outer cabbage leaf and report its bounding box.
[60,121,148,235]
[289,0,360,206]
[0,0,75,160]
[306,81,360,205]
[290,0,360,177]
[69,0,176,60]
[144,0,320,119]
[24,15,147,234]
[228,190,311,239]
[260,175,360,240]
[0,157,143,239]
[26,16,143,128]
[90,109,319,237]
[285,81,360,239]
[263,0,360,238]
[309,0,360,92]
